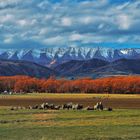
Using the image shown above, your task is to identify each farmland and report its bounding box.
[0,93,140,109]
[0,108,140,140]
[0,94,140,140]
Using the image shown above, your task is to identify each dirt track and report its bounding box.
[0,96,140,109]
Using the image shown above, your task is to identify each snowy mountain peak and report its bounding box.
[0,47,140,67]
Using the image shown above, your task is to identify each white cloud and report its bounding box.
[39,28,48,35]
[44,15,53,21]
[0,14,14,23]
[37,1,50,10]
[116,2,130,10]
[0,0,22,8]
[81,16,94,25]
[4,37,13,44]
[0,0,139,47]
[80,0,108,8]
[43,36,66,45]
[69,33,83,41]
[17,19,28,27]
[61,17,72,27]
[117,14,131,30]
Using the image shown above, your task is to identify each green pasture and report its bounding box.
[0,108,140,140]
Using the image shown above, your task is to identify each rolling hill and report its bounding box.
[0,59,56,78]
[0,58,140,79]
[91,59,140,78]
[54,58,109,76]
[55,59,140,78]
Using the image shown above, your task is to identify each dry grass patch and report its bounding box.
[1,93,140,99]
[33,113,58,120]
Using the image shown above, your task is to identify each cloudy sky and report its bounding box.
[0,0,140,49]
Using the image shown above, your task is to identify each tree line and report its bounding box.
[0,76,140,94]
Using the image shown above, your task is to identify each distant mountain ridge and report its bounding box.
[0,58,140,78]
[55,58,140,78]
[0,47,140,67]
[92,59,140,78]
[54,58,109,76]
[0,59,56,78]
[0,46,140,78]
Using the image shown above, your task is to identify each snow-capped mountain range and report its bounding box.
[0,47,140,67]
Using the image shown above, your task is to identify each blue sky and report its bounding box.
[0,0,140,49]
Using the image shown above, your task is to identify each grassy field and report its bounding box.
[1,93,140,109]
[0,93,140,99]
[0,94,140,140]
[0,107,140,140]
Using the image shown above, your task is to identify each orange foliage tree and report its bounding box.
[0,75,140,94]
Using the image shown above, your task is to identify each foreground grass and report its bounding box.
[0,108,140,140]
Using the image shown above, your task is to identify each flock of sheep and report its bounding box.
[11,102,113,111]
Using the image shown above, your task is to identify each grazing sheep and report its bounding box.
[32,105,39,109]
[85,106,94,110]
[62,104,67,110]
[17,106,22,110]
[62,102,73,110]
[48,104,55,109]
[44,103,49,109]
[73,104,83,110]
[40,102,50,109]
[94,102,104,110]
[54,105,61,110]
[99,102,104,111]
[9,101,113,112]
[108,107,113,111]
[10,106,18,111]
[28,106,33,109]
[94,102,100,110]
[22,107,26,110]
[10,107,14,110]
[40,103,46,109]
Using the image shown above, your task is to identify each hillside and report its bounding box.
[91,59,140,78]
[0,59,56,78]
[55,59,140,78]
[54,58,109,76]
